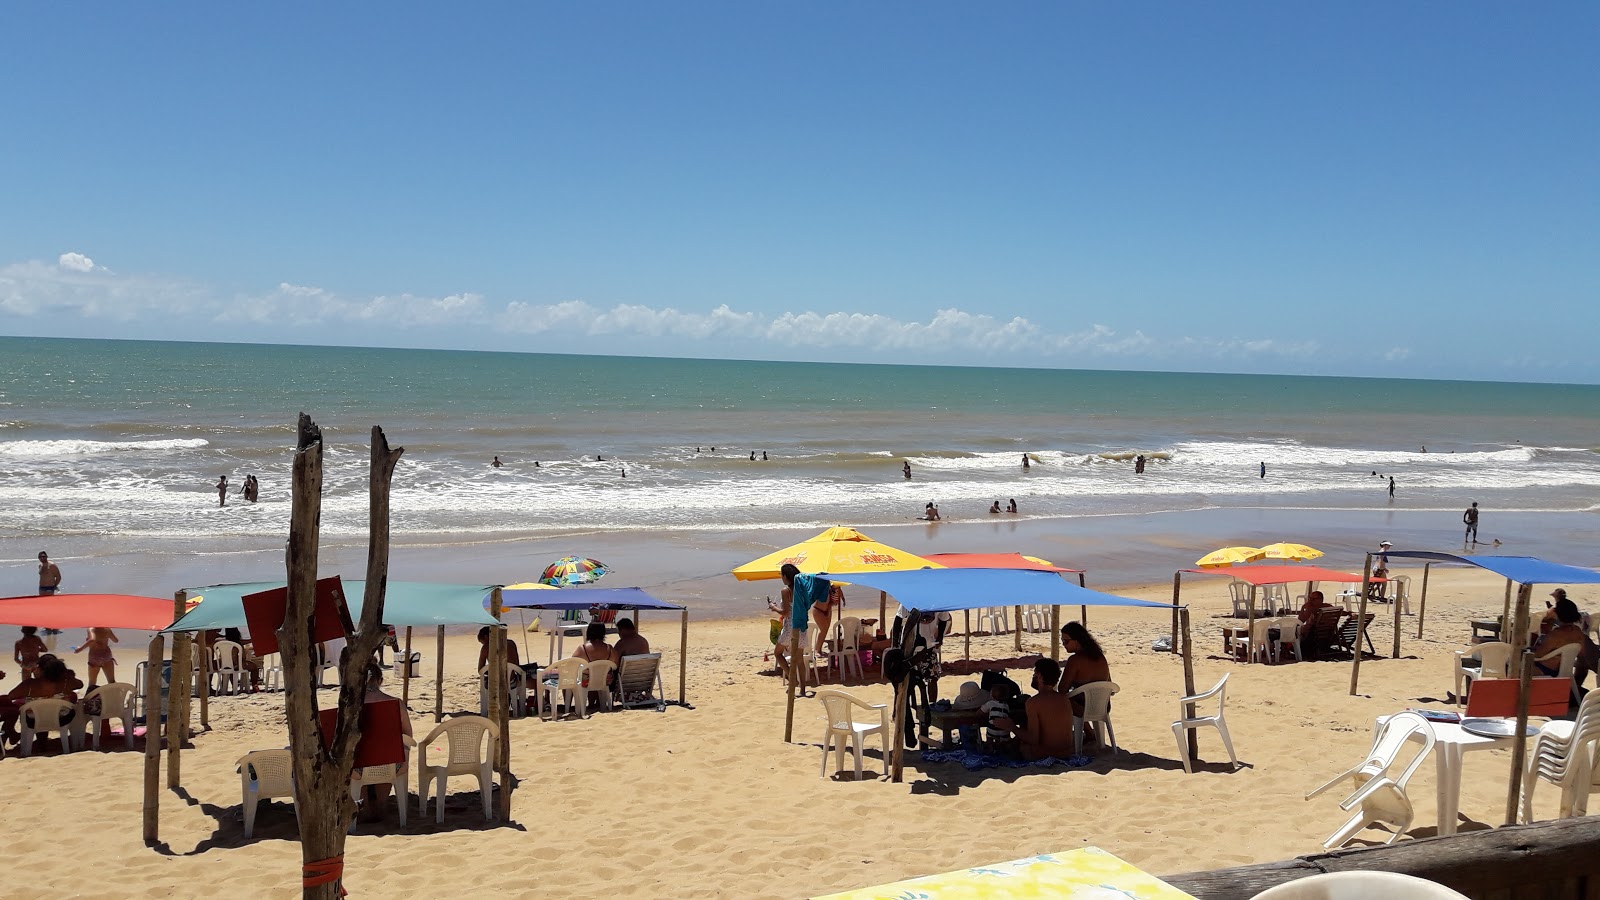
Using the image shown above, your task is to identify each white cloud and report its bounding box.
[1385,347,1412,362]
[0,251,1311,363]
[58,252,96,272]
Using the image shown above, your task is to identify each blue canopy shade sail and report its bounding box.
[821,568,1173,614]
[1382,552,1600,586]
[498,586,684,612]
[164,580,501,633]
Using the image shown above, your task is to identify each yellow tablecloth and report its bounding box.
[814,846,1195,899]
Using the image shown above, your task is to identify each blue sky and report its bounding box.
[2,4,1596,381]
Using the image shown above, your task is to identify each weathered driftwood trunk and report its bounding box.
[281,416,404,899]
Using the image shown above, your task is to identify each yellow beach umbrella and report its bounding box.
[503,582,559,591]
[1195,546,1266,568]
[1257,542,1324,562]
[732,526,943,580]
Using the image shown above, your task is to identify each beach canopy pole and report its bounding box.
[1505,583,1536,825]
[1391,578,1404,659]
[1350,553,1374,695]
[141,633,164,843]
[1170,573,1183,654]
[679,609,688,705]
[1049,605,1060,660]
[1180,606,1198,763]
[488,587,511,821]
[434,625,445,723]
[1416,563,1431,639]
[401,626,413,708]
[1078,572,1088,626]
[167,590,191,789]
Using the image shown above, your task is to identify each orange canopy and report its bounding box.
[0,594,176,630]
[923,552,1080,574]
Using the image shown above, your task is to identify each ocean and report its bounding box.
[4,336,1600,551]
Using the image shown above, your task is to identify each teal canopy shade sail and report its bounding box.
[164,580,501,633]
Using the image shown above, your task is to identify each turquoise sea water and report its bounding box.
[3,336,1600,545]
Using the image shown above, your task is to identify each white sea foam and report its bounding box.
[0,437,210,457]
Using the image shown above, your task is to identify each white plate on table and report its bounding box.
[1460,717,1539,738]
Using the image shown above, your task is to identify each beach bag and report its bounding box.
[769,619,782,645]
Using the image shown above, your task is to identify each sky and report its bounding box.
[1,4,1596,382]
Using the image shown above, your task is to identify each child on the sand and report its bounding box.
[72,627,119,687]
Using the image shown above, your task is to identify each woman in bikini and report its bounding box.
[574,620,615,704]
[73,627,118,687]
[812,584,845,655]
[1057,621,1111,717]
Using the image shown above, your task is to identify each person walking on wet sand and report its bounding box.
[1388,476,1395,499]
[1464,502,1480,545]
[37,552,61,596]
[215,475,228,506]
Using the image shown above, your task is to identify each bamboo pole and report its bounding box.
[963,609,971,662]
[1013,604,1023,652]
[1049,605,1060,660]
[401,626,412,709]
[1244,585,1257,664]
[1078,573,1087,626]
[678,609,688,705]
[1392,573,1404,659]
[1180,606,1198,762]
[1170,572,1183,654]
[141,634,164,843]
[488,586,510,821]
[1416,563,1431,640]
[877,591,886,633]
[1506,584,1535,826]
[1502,579,1513,636]
[166,591,191,790]
[1350,553,1374,695]
[196,628,210,730]
[434,625,445,724]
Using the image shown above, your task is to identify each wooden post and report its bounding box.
[889,607,919,783]
[1350,554,1374,695]
[488,587,511,821]
[1502,579,1513,635]
[1180,607,1198,762]
[1506,584,1535,825]
[1392,572,1404,659]
[783,618,802,743]
[279,417,404,900]
[401,626,412,709]
[963,609,971,662]
[197,628,210,730]
[433,625,445,724]
[1012,604,1023,652]
[1049,605,1060,660]
[141,634,164,843]
[678,610,688,705]
[166,591,191,789]
[1078,572,1087,626]
[877,591,887,634]
[1416,563,1431,640]
[1170,572,1183,654]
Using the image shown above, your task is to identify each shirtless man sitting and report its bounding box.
[999,658,1077,761]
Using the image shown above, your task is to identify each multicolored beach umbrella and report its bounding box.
[538,557,612,586]
[1194,546,1267,568]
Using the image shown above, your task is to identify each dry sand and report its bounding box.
[0,566,1585,898]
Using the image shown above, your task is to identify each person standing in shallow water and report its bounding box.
[1464,502,1480,545]
[1021,454,1030,470]
[1388,476,1396,499]
[216,475,228,506]
[1259,462,1266,479]
[903,461,912,480]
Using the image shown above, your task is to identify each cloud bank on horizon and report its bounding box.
[0,250,1345,370]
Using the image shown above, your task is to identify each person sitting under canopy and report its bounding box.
[613,617,649,658]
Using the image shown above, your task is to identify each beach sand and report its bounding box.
[0,560,1583,899]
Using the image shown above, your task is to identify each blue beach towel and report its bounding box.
[919,748,1093,771]
[791,574,831,629]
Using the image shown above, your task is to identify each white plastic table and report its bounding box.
[1375,714,1513,836]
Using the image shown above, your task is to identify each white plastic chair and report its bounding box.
[616,653,666,710]
[584,659,616,712]
[75,683,136,750]
[976,607,1007,635]
[1066,681,1119,754]
[1273,616,1304,664]
[211,639,245,695]
[350,761,408,827]
[261,652,283,692]
[1311,711,1435,848]
[238,748,296,838]
[1306,711,1435,805]
[412,715,498,823]
[1250,871,1469,899]
[1172,674,1238,774]
[816,689,889,780]
[479,663,528,719]
[830,617,864,683]
[1228,582,1252,618]
[1453,641,1512,705]
[1230,618,1275,664]
[18,698,77,756]
[536,657,587,720]
[1520,689,1600,822]
[1391,575,1412,615]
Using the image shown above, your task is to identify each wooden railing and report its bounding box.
[1163,817,1600,899]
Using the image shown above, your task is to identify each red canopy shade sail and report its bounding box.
[0,594,176,631]
[1183,565,1371,585]
[924,552,1081,574]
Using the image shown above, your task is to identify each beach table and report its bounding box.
[1374,713,1513,837]
[926,707,987,749]
[815,846,1195,899]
